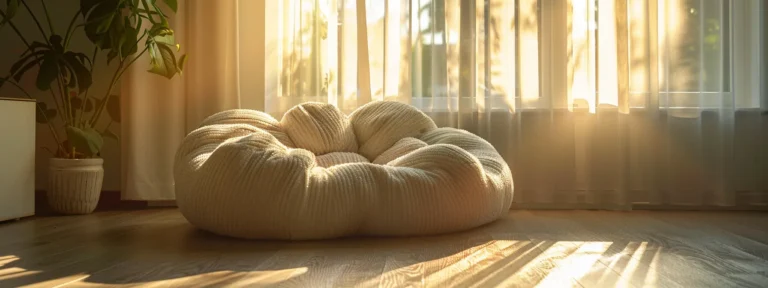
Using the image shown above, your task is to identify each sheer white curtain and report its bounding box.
[260,0,768,209]
[122,0,766,207]
[122,0,242,200]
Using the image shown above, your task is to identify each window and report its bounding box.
[264,0,764,113]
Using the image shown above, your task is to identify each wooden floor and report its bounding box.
[1,209,767,288]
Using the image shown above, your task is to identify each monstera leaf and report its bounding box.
[9,36,92,92]
[81,0,122,49]
[81,0,143,61]
[65,125,104,157]
[61,52,93,91]
[161,0,177,13]
[120,18,140,57]
[147,41,184,79]
[2,0,185,158]
[146,26,186,79]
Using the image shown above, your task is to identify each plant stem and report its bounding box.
[65,85,73,125]
[136,30,148,46]
[116,46,149,81]
[104,119,113,132]
[90,60,124,125]
[39,0,54,35]
[63,10,81,49]
[0,10,31,48]
[1,78,64,154]
[78,47,98,127]
[20,0,50,44]
[140,0,157,24]
[45,86,64,126]
[89,29,150,125]
[88,27,150,126]
[55,75,71,125]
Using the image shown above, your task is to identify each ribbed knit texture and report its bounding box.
[372,137,428,165]
[174,101,514,240]
[316,152,370,168]
[281,102,357,154]
[48,159,104,214]
[349,101,438,160]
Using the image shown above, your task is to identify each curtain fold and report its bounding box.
[121,0,241,200]
[123,0,767,208]
[262,0,768,209]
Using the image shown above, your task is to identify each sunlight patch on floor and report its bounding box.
[68,267,309,287]
[0,267,41,281]
[223,267,308,286]
[0,255,42,282]
[0,256,307,288]
[470,240,548,287]
[399,240,661,287]
[536,242,610,287]
[608,241,650,288]
[643,246,662,287]
[0,255,20,266]
[424,240,525,285]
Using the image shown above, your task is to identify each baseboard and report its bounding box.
[35,190,147,216]
[511,202,768,211]
[31,193,768,214]
[148,200,177,207]
[632,203,768,211]
[510,203,632,210]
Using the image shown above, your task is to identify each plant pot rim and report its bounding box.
[49,157,104,167]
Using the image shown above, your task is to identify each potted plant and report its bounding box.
[0,0,185,214]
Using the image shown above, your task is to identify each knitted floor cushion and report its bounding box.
[174,101,514,240]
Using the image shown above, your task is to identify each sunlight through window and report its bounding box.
[264,0,749,115]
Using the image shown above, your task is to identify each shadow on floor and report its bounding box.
[1,209,767,287]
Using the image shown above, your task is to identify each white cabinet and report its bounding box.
[0,98,35,221]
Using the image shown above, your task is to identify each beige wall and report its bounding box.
[0,0,121,191]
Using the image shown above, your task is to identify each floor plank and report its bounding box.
[0,209,766,287]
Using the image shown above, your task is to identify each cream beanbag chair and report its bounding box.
[174,101,514,240]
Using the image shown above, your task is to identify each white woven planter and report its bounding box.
[47,158,104,214]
